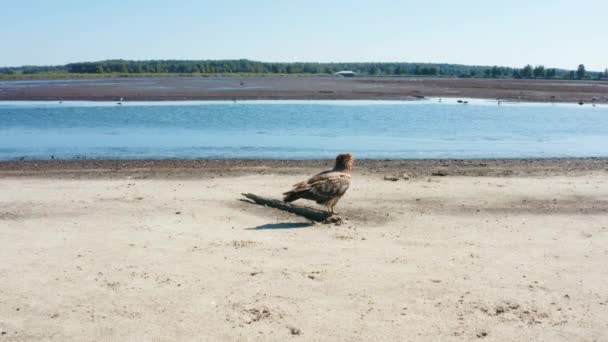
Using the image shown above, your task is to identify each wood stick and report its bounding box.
[241,193,343,224]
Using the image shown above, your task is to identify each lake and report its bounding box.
[0,99,607,160]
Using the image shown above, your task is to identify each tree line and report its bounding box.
[0,60,605,79]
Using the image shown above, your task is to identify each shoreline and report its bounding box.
[1,76,606,103]
[1,157,606,179]
[1,97,605,106]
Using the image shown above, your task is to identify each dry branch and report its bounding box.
[241,193,343,224]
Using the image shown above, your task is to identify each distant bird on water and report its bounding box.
[283,153,353,214]
[117,97,123,105]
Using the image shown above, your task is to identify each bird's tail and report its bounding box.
[284,181,309,202]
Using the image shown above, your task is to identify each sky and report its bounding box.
[1,0,607,70]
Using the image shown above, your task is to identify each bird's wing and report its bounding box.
[306,172,351,202]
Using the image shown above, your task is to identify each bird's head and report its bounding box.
[334,153,353,173]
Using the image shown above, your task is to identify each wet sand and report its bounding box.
[1,76,607,103]
[1,158,607,179]
[1,159,608,340]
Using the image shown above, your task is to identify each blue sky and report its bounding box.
[1,0,606,70]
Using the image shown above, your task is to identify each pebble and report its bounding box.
[477,331,488,338]
[431,171,448,176]
[287,325,301,335]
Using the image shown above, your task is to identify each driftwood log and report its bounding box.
[241,193,343,224]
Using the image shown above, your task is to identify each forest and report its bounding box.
[0,60,605,80]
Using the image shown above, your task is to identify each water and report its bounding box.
[0,99,607,160]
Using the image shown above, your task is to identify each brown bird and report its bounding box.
[283,153,353,214]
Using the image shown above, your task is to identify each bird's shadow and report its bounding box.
[246,222,314,230]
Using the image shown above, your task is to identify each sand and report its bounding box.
[1,76,607,103]
[1,161,607,341]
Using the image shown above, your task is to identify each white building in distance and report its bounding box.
[333,70,357,77]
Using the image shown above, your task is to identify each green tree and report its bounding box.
[533,65,545,78]
[521,65,533,78]
[576,64,586,79]
[491,66,502,78]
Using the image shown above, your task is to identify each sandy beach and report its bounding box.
[1,76,607,103]
[1,159,607,341]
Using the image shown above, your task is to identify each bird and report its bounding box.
[283,153,353,214]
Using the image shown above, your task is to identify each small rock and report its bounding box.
[477,331,488,338]
[383,176,399,182]
[308,275,315,280]
[431,171,448,176]
[175,211,181,215]
[287,325,301,335]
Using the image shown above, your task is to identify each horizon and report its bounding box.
[1,58,603,73]
[1,0,607,71]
